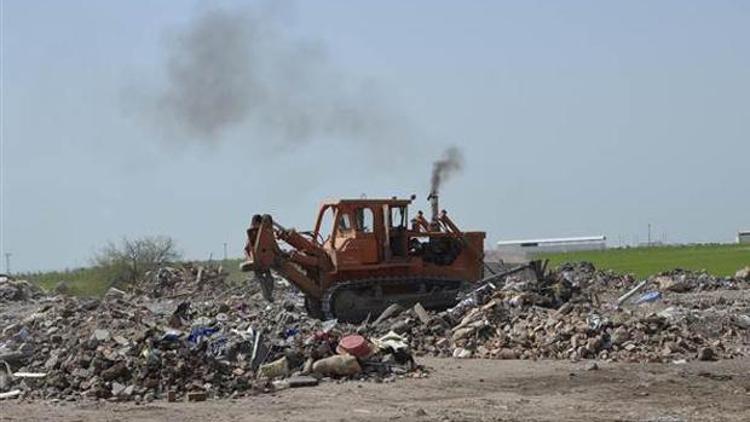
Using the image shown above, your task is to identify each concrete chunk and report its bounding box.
[413,303,432,325]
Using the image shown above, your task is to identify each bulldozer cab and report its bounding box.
[313,199,412,267]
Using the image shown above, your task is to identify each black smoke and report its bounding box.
[149,7,403,145]
[430,146,464,195]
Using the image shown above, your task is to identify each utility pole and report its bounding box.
[223,242,228,261]
[4,252,11,275]
[647,224,652,247]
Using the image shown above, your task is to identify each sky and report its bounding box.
[1,0,749,272]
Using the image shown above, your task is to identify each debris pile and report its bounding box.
[134,264,231,299]
[0,275,44,303]
[652,269,743,292]
[368,263,750,364]
[2,261,749,403]
[0,266,421,402]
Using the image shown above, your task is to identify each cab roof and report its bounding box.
[320,198,413,207]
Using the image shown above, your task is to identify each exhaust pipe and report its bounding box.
[428,192,441,231]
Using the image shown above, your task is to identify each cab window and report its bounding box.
[355,208,374,233]
[338,213,353,232]
[317,206,335,243]
[390,206,406,228]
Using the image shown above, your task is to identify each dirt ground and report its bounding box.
[2,357,749,422]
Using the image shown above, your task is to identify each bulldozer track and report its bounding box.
[320,276,465,322]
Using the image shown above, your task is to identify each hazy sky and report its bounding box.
[1,0,749,272]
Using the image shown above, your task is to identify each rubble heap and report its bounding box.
[2,261,749,403]
[651,268,746,292]
[0,267,421,402]
[133,263,231,299]
[0,275,44,303]
[368,262,750,363]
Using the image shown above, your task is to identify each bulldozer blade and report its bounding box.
[239,260,255,272]
[257,271,275,302]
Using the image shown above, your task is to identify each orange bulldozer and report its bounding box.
[241,194,486,321]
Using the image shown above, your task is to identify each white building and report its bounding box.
[495,235,607,262]
[738,231,750,244]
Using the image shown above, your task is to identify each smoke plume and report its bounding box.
[430,147,464,195]
[157,10,255,137]
[148,7,403,144]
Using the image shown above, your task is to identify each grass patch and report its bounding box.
[539,243,750,279]
[21,258,250,298]
[23,267,113,297]
[24,244,749,296]
[219,258,248,284]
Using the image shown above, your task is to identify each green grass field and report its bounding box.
[18,244,750,297]
[24,267,114,297]
[539,243,750,279]
[20,258,249,298]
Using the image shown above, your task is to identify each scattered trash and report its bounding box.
[584,362,599,371]
[735,267,750,281]
[734,314,750,329]
[0,260,748,403]
[633,291,662,305]
[92,329,111,342]
[657,307,680,321]
[373,304,404,326]
[587,313,603,330]
[0,389,21,400]
[452,347,472,359]
[286,375,319,388]
[376,331,409,354]
[187,391,208,402]
[187,326,219,345]
[616,279,649,307]
[12,372,45,378]
[282,328,300,339]
[336,335,373,358]
[312,355,362,376]
[697,347,717,362]
[321,319,338,333]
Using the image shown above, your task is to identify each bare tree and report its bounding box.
[94,236,181,286]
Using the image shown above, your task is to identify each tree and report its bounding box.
[93,236,181,286]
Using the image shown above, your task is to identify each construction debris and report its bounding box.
[368,263,750,364]
[0,275,44,303]
[0,261,748,402]
[0,263,422,402]
[0,389,22,400]
[134,264,231,299]
[734,266,750,281]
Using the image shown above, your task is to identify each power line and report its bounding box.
[4,252,11,275]
[0,1,6,277]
